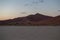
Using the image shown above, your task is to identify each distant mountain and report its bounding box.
[33,15,60,26]
[26,13,53,21]
[0,13,60,26]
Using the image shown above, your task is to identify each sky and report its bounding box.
[0,0,60,20]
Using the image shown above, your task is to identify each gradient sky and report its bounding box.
[0,0,60,20]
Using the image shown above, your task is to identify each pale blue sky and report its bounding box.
[0,0,60,20]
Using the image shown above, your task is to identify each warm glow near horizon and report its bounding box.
[0,0,60,20]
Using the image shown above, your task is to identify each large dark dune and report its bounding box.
[0,13,60,26]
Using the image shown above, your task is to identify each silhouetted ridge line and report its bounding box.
[0,13,60,26]
[26,13,53,21]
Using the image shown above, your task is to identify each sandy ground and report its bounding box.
[0,26,60,40]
